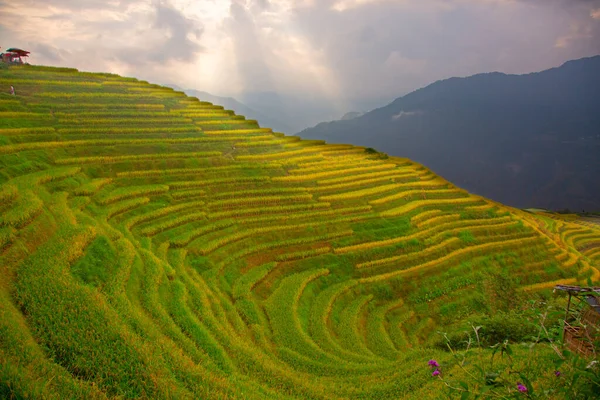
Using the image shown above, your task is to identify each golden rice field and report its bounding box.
[0,65,599,399]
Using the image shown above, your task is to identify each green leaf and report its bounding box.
[485,372,500,386]
[479,386,491,394]
[474,364,485,378]
[490,343,500,358]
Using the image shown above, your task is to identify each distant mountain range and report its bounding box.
[165,85,361,134]
[165,84,391,135]
[299,56,600,211]
[237,91,343,134]
[164,85,294,134]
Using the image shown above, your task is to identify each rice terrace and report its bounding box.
[1,64,599,399]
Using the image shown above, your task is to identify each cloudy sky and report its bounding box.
[1,0,600,122]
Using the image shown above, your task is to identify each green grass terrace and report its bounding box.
[1,65,598,399]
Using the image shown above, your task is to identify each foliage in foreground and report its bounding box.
[430,299,599,399]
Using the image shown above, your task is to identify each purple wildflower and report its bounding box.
[428,359,439,368]
[517,383,528,393]
[554,370,561,377]
[432,369,441,377]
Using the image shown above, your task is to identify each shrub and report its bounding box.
[434,329,471,350]
[70,235,117,286]
[474,312,538,345]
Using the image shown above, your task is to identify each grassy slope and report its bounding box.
[0,65,599,399]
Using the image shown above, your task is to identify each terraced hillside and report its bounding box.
[1,65,599,399]
[524,211,600,281]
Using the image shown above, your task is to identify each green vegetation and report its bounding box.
[0,65,598,399]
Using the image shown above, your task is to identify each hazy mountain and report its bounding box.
[165,84,388,134]
[239,91,340,133]
[299,56,600,211]
[185,89,295,134]
[163,85,294,134]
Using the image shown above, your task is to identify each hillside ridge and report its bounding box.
[1,64,599,399]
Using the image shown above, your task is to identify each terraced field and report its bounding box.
[522,211,600,286]
[1,65,598,399]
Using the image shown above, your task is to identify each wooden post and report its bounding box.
[565,292,572,322]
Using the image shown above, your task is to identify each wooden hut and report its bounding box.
[1,48,30,64]
[554,285,600,357]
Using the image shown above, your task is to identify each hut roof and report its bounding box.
[5,48,30,56]
[554,285,600,295]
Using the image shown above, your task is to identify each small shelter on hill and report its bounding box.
[1,48,30,64]
[554,285,600,357]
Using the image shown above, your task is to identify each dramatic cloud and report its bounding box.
[1,0,599,129]
[287,0,600,102]
[29,43,68,62]
[226,0,274,92]
[0,0,206,85]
